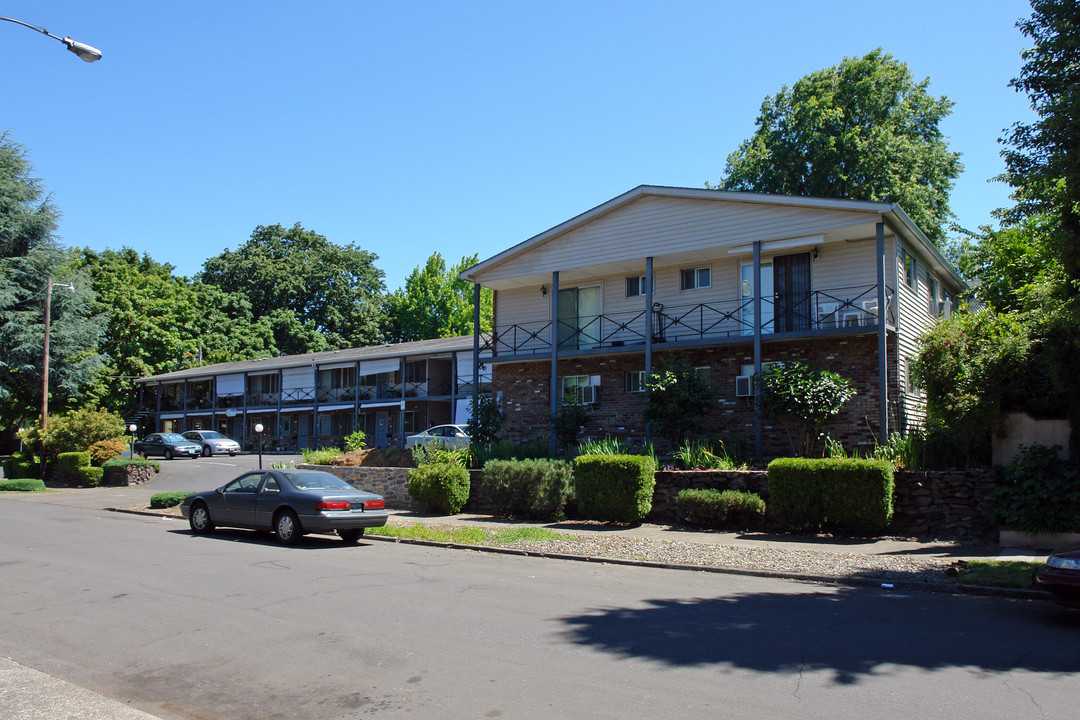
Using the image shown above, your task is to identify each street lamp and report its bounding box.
[41,280,75,431]
[254,423,264,469]
[128,424,138,459]
[1,15,102,62]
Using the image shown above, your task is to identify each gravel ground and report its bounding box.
[130,505,955,584]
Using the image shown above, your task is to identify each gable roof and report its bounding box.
[460,185,965,289]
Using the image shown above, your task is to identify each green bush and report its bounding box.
[573,454,656,524]
[481,459,573,520]
[767,457,894,534]
[672,439,744,470]
[301,447,342,465]
[407,463,471,514]
[57,452,92,472]
[2,458,38,479]
[39,407,126,460]
[344,430,367,451]
[412,442,469,468]
[470,438,550,467]
[0,478,46,492]
[150,491,190,509]
[576,437,630,456]
[996,444,1080,533]
[72,466,104,487]
[677,489,766,529]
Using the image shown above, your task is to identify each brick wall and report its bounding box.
[493,334,898,455]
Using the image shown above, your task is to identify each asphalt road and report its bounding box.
[1,498,1079,719]
[140,453,304,493]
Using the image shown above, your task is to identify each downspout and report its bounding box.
[549,271,560,458]
[644,256,653,445]
[753,241,763,457]
[876,221,889,440]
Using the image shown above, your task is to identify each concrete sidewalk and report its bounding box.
[0,657,161,720]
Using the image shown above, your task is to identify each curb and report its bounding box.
[110,507,1052,603]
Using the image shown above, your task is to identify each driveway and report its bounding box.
[141,453,303,493]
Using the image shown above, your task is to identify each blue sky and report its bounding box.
[2,1,1036,291]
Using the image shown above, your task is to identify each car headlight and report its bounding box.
[1047,556,1080,570]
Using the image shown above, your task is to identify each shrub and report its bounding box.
[672,439,743,470]
[407,463,471,514]
[57,452,91,473]
[412,442,469,468]
[2,457,38,479]
[150,491,190,509]
[0,478,46,492]
[470,438,550,467]
[573,454,656,524]
[643,356,715,448]
[344,430,367,451]
[39,407,126,459]
[758,362,856,457]
[481,459,573,520]
[677,489,766,529]
[465,393,504,449]
[767,457,894,534]
[548,397,589,453]
[576,437,630,456]
[88,438,127,466]
[996,444,1080,533]
[72,466,104,487]
[301,447,342,465]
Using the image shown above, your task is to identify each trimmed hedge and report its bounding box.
[57,452,91,472]
[677,488,766,530]
[150,491,190,509]
[481,459,573,520]
[407,463,471,514]
[573,454,656,524]
[0,478,46,492]
[73,466,104,487]
[2,458,38,479]
[767,457,894,534]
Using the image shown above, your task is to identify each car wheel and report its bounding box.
[202,446,212,457]
[339,529,364,544]
[164,449,173,460]
[229,452,237,457]
[189,503,215,534]
[275,509,303,546]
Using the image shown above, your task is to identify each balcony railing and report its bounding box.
[491,284,895,356]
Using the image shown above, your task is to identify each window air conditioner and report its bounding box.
[579,385,598,404]
[735,375,753,397]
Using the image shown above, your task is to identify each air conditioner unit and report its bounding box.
[939,299,952,319]
[735,375,753,397]
[579,385,598,404]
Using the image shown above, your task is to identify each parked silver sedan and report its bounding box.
[405,424,471,450]
[182,430,241,457]
[181,469,389,545]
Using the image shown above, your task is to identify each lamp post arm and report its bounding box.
[0,15,102,62]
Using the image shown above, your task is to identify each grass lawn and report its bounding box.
[368,523,568,546]
[954,560,1041,589]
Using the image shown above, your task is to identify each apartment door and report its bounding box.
[557,285,602,349]
[375,411,389,446]
[773,252,812,332]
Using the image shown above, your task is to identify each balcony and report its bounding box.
[492,284,894,357]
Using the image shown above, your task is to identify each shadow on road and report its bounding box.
[166,527,379,549]
[558,587,1080,684]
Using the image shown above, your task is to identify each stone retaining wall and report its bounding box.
[299,464,489,513]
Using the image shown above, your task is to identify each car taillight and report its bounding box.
[316,500,351,511]
[364,499,385,510]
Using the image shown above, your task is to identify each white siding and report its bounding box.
[482,196,877,283]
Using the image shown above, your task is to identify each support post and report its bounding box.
[644,257,653,445]
[753,241,763,458]
[876,221,889,440]
[549,271,560,457]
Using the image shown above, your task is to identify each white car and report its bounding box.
[182,430,241,457]
[405,424,471,450]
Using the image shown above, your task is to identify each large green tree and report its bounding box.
[200,223,387,354]
[716,49,962,244]
[76,248,277,413]
[0,133,58,260]
[384,252,493,342]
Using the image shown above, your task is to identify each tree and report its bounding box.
[716,49,962,244]
[999,0,1080,283]
[385,252,493,342]
[757,361,856,457]
[200,223,387,353]
[0,243,105,429]
[465,393,504,449]
[643,357,715,448]
[0,133,58,260]
[76,248,277,413]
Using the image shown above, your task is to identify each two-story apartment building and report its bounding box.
[460,185,965,455]
[133,336,491,451]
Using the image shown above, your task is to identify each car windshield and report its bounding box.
[200,431,224,439]
[283,472,355,492]
[161,434,188,442]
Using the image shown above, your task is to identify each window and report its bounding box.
[562,375,599,403]
[403,412,416,433]
[903,250,917,289]
[740,261,774,334]
[558,285,602,350]
[694,366,710,384]
[927,274,939,316]
[625,276,645,298]
[625,370,646,393]
[680,267,711,291]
